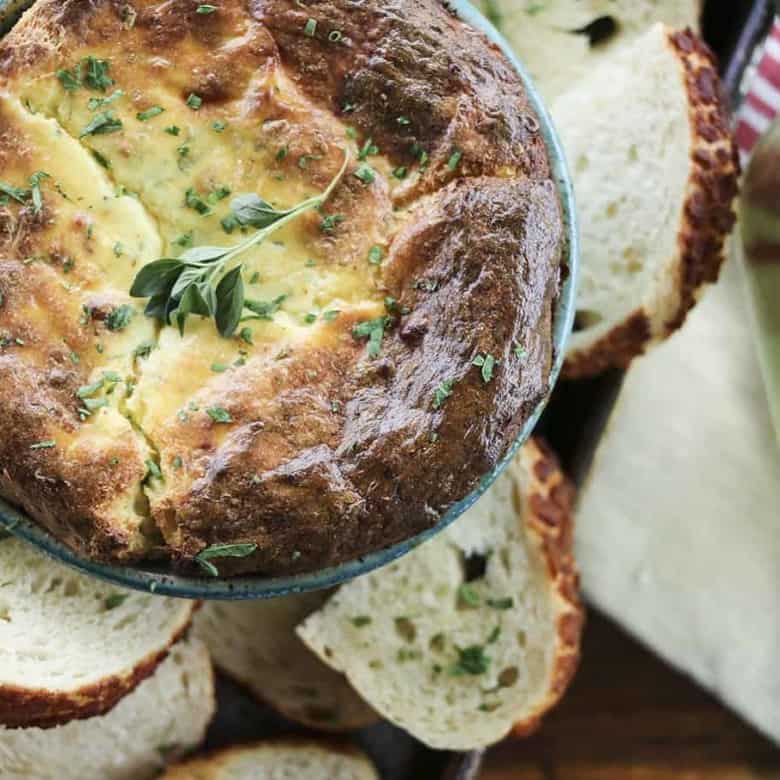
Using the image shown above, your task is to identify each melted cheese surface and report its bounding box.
[3,9,401,488]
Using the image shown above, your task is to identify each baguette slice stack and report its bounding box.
[298,439,582,751]
[0,537,195,727]
[160,741,379,780]
[193,593,378,731]
[0,637,215,780]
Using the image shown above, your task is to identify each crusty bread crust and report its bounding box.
[160,738,378,779]
[563,28,739,380]
[510,438,583,736]
[0,604,195,729]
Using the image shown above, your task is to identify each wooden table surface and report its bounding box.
[481,611,780,780]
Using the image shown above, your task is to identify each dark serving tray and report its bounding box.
[0,1,769,777]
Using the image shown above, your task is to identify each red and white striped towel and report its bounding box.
[736,16,780,164]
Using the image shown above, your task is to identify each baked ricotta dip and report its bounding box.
[0,0,564,577]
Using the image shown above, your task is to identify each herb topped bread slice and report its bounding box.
[555,25,738,378]
[475,0,702,101]
[0,637,215,780]
[297,439,582,751]
[193,592,378,731]
[160,740,379,780]
[0,0,564,577]
[0,537,195,728]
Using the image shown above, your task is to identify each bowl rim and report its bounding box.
[0,0,579,600]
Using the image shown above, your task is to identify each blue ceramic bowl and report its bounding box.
[0,0,579,600]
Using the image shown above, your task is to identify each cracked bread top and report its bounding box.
[0,0,564,577]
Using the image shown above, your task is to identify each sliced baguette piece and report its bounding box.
[0,537,195,728]
[160,740,379,780]
[297,439,582,751]
[0,637,215,780]
[554,25,739,379]
[475,0,702,101]
[193,593,378,731]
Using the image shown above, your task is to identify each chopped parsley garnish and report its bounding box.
[514,342,528,358]
[345,126,357,139]
[303,17,317,37]
[87,90,124,111]
[207,185,232,204]
[244,294,287,321]
[447,148,463,171]
[186,93,203,110]
[354,163,376,184]
[104,593,128,610]
[352,316,390,358]
[298,154,322,170]
[56,68,81,91]
[472,353,497,383]
[368,245,383,265]
[457,583,481,608]
[433,379,455,410]
[30,440,56,450]
[323,309,340,322]
[57,55,114,93]
[351,616,372,628]
[0,181,30,204]
[487,625,501,644]
[397,116,411,126]
[28,171,50,216]
[487,597,514,610]
[328,29,342,42]
[165,125,181,136]
[144,459,163,481]
[319,213,344,233]
[212,120,227,132]
[184,187,211,215]
[105,304,134,332]
[137,105,165,121]
[80,111,123,138]
[207,406,233,423]
[211,363,228,373]
[174,231,194,248]
[358,138,379,160]
[196,3,217,12]
[239,327,254,345]
[304,313,317,324]
[82,56,114,91]
[393,166,408,180]
[276,146,288,162]
[173,456,183,469]
[448,644,491,676]
[195,542,258,577]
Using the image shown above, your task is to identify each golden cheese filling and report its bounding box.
[0,0,563,576]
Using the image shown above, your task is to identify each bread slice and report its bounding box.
[554,25,738,379]
[0,636,214,780]
[160,740,379,780]
[475,0,702,101]
[297,439,582,751]
[193,593,378,731]
[0,537,195,728]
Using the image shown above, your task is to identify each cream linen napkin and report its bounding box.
[575,258,780,743]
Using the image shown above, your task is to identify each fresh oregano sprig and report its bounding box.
[130,152,349,337]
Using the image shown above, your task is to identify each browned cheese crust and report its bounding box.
[0,604,195,729]
[0,0,563,576]
[511,437,582,737]
[562,28,739,381]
